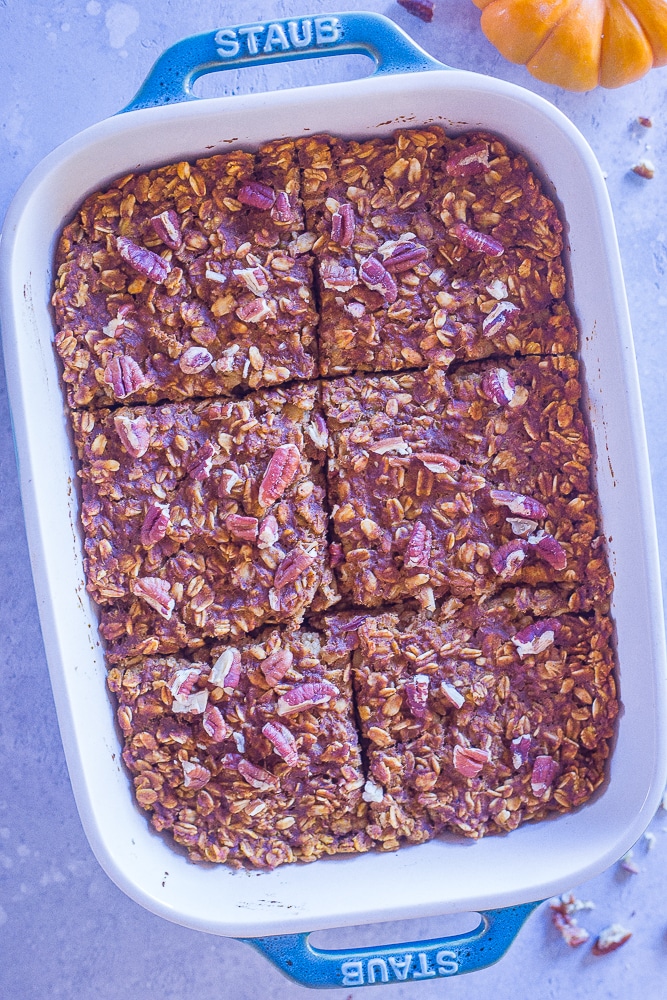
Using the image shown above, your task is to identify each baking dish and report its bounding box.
[1,11,666,988]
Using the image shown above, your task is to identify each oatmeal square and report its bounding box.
[344,595,616,846]
[53,141,318,408]
[73,382,336,660]
[323,361,611,612]
[109,625,368,867]
[298,130,576,377]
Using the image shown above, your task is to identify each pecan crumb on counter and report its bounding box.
[397,0,436,23]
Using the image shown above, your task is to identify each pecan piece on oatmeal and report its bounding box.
[104,355,151,400]
[116,237,171,282]
[258,443,301,508]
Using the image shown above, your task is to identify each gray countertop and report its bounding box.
[2,1,667,997]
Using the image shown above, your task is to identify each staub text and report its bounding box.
[215,17,342,58]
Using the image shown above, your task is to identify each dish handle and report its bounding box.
[120,11,448,113]
[240,901,543,989]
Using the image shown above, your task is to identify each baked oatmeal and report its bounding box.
[54,123,617,868]
[323,361,610,613]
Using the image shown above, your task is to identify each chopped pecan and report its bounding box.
[490,539,528,579]
[114,413,150,458]
[450,222,504,257]
[306,413,328,450]
[225,513,259,542]
[482,301,520,338]
[404,673,430,719]
[270,190,297,223]
[481,367,517,406]
[632,160,655,179]
[103,355,151,400]
[620,850,640,874]
[445,142,490,178]
[235,298,276,324]
[234,266,269,296]
[330,202,355,247]
[489,490,548,520]
[209,647,242,689]
[404,520,432,569]
[507,517,539,537]
[453,744,491,778]
[552,911,590,948]
[380,239,428,273]
[359,256,398,303]
[274,547,316,589]
[202,704,227,742]
[140,502,170,546]
[258,443,301,507]
[531,754,559,796]
[131,576,174,619]
[237,758,278,790]
[320,258,358,291]
[261,647,293,686]
[397,0,435,21]
[181,760,211,790]
[439,681,465,709]
[179,346,213,374]
[528,531,568,571]
[219,468,242,496]
[510,734,531,769]
[592,925,632,955]
[172,689,208,715]
[116,236,171,282]
[368,436,411,456]
[362,778,385,803]
[416,452,461,474]
[150,209,182,249]
[257,514,279,549]
[237,181,276,210]
[262,720,299,766]
[511,618,562,658]
[276,681,339,716]
[169,667,200,700]
[187,440,216,481]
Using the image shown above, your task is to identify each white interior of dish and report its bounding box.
[2,69,666,938]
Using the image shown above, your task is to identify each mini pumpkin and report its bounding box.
[472,0,667,89]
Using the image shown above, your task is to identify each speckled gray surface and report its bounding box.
[1,1,667,997]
